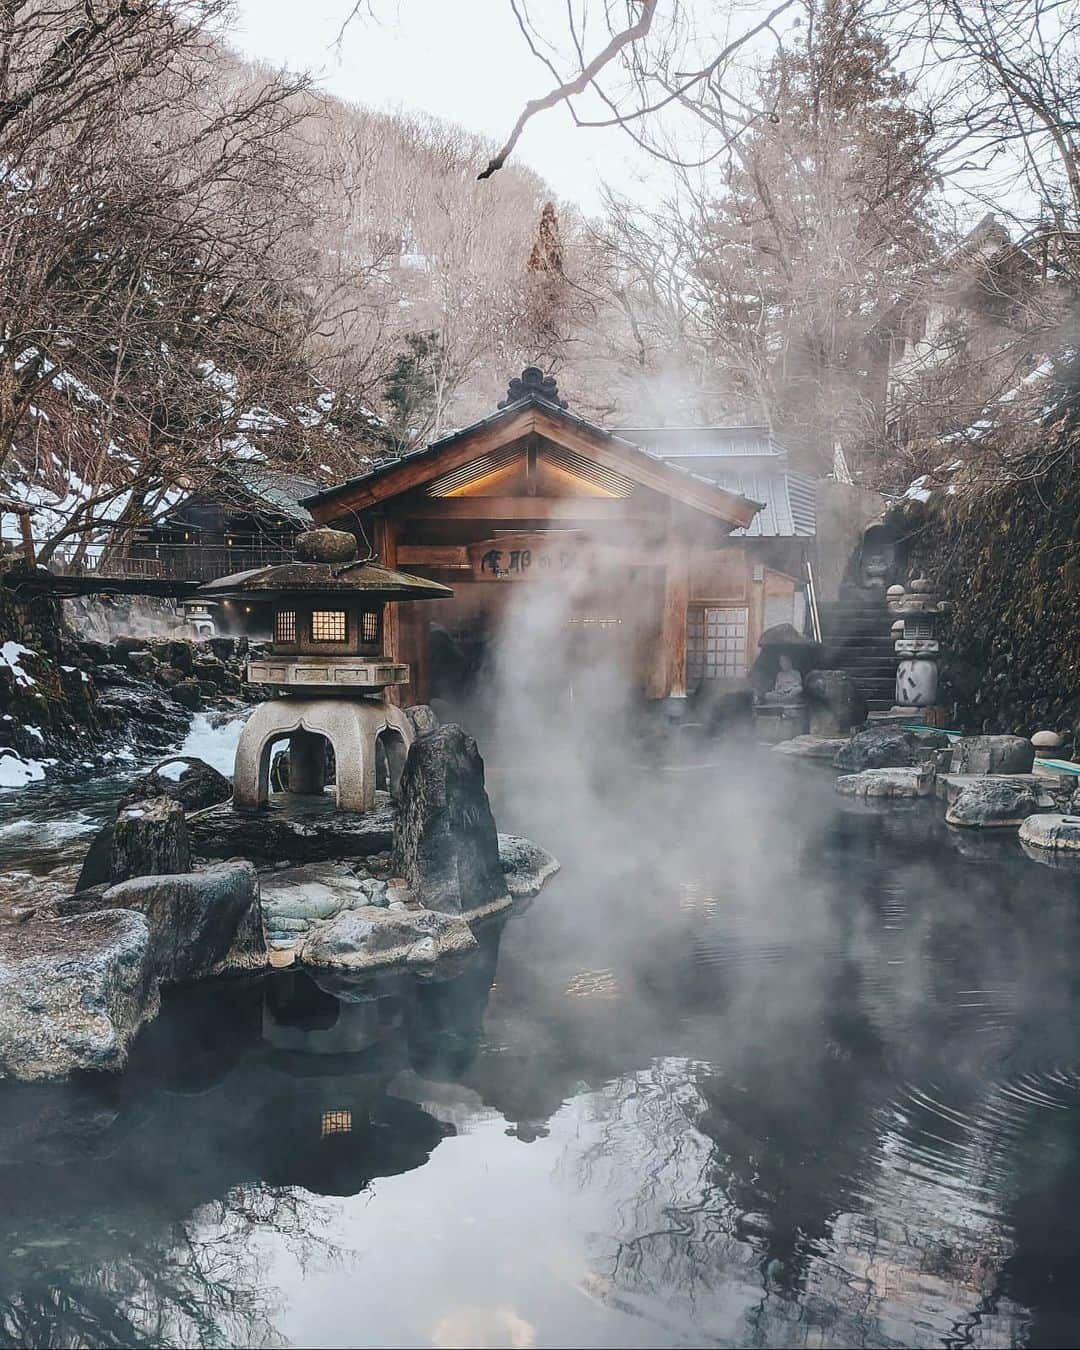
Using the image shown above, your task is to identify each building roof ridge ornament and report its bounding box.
[498,366,568,410]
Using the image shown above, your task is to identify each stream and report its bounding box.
[1,731,1080,1347]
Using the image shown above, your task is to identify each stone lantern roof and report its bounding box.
[198,527,452,604]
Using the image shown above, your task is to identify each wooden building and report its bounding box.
[302,369,817,707]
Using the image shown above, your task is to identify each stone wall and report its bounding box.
[906,453,1080,752]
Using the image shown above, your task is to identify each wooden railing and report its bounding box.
[2,537,296,582]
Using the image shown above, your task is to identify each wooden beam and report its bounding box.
[649,530,690,700]
[374,516,401,705]
[394,497,649,521]
[398,544,469,567]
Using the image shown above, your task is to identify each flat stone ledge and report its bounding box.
[936,773,1061,807]
[772,735,849,761]
[836,766,934,798]
[1019,814,1080,852]
[188,793,397,863]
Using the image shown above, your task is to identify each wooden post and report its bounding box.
[0,499,36,568]
[650,529,690,700]
[375,514,401,705]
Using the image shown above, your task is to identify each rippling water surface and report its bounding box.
[2,746,1080,1349]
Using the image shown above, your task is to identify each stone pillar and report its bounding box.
[289,729,327,795]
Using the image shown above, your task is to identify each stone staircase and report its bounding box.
[818,596,898,713]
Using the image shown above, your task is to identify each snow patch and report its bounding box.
[0,642,36,687]
[0,751,46,789]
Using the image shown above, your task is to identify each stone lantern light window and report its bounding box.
[274,609,297,645]
[361,609,382,645]
[311,609,348,643]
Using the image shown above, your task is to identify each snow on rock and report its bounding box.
[0,751,46,789]
[0,642,36,688]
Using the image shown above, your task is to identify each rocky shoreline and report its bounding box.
[0,717,560,1083]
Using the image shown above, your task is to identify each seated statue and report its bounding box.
[769,653,804,704]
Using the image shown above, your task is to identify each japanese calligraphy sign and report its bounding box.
[466,533,586,581]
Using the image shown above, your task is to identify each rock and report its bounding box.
[298,905,477,971]
[0,910,159,1081]
[100,861,265,983]
[1031,730,1065,759]
[836,766,935,798]
[188,795,396,863]
[407,937,438,966]
[498,834,560,898]
[949,735,1035,776]
[119,756,232,814]
[834,728,916,772]
[75,824,114,891]
[771,735,849,760]
[110,797,190,882]
[126,650,158,676]
[945,779,1042,828]
[295,527,357,563]
[171,680,202,712]
[403,704,440,737]
[260,863,371,930]
[936,772,1061,807]
[207,637,236,663]
[803,670,868,736]
[392,725,508,916]
[1018,813,1080,852]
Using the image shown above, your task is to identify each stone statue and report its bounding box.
[770,653,804,704]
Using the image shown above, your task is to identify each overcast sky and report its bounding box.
[231,0,658,214]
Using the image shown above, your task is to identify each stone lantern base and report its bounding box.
[233,697,414,814]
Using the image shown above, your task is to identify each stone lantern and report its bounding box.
[887,576,943,711]
[199,528,451,813]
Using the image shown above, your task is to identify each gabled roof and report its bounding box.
[303,386,761,531]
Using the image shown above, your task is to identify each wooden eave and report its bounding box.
[304,402,762,532]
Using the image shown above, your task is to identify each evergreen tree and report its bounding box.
[697,0,939,467]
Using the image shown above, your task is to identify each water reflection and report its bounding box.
[3,760,1080,1346]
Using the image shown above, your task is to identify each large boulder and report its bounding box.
[949,735,1035,776]
[110,796,190,882]
[99,861,265,984]
[392,725,509,915]
[0,910,159,1081]
[119,756,232,814]
[945,779,1041,828]
[298,905,477,971]
[498,834,560,899]
[1019,813,1080,852]
[803,670,868,736]
[834,728,916,772]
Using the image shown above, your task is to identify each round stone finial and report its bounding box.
[909,577,933,594]
[891,619,904,633]
[886,584,906,598]
[295,528,358,564]
[1031,729,1064,754]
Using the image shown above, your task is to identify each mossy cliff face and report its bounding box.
[909,449,1080,750]
[0,576,103,762]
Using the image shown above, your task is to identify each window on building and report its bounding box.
[311,610,348,643]
[321,1109,352,1138]
[361,609,382,644]
[274,609,296,644]
[687,606,748,682]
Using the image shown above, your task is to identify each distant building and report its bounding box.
[303,368,821,707]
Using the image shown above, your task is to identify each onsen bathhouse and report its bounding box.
[199,528,451,812]
[297,368,817,708]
